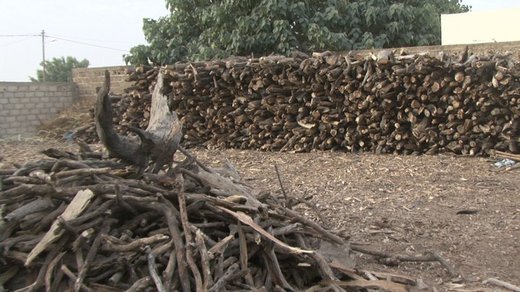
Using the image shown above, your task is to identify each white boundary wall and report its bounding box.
[442,8,520,45]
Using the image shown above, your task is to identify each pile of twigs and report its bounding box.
[1,146,459,291]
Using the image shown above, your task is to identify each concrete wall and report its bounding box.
[72,66,133,101]
[354,41,520,61]
[0,82,77,137]
[442,8,520,45]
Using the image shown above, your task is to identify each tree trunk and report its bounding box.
[95,70,182,172]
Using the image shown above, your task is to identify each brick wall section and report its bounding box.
[72,66,134,101]
[0,82,77,137]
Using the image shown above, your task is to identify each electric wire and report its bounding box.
[0,32,130,52]
[45,34,129,52]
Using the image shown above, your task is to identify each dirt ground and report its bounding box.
[1,137,519,291]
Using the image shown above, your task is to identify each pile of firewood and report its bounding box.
[0,146,438,291]
[1,68,460,291]
[77,49,520,155]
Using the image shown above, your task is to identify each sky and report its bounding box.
[1,0,519,82]
[0,0,169,81]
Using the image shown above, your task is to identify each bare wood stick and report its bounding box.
[261,246,294,290]
[320,279,407,292]
[148,199,190,292]
[163,248,177,291]
[430,252,458,279]
[2,176,41,185]
[282,208,344,244]
[178,146,212,173]
[60,265,93,292]
[4,196,54,222]
[351,245,458,278]
[26,189,95,266]
[195,228,213,289]
[125,277,152,292]
[208,233,235,255]
[0,267,19,289]
[483,278,520,292]
[312,252,338,281]
[176,174,203,291]
[13,235,69,292]
[274,164,288,206]
[48,266,64,292]
[101,234,169,252]
[218,206,312,254]
[57,216,80,235]
[74,222,110,292]
[209,262,240,292]
[34,202,67,233]
[0,168,16,175]
[53,167,113,179]
[44,252,65,291]
[237,221,255,287]
[115,184,139,215]
[145,246,166,292]
[66,200,113,226]
[101,194,158,203]
[494,150,520,161]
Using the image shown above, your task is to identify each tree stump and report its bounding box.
[95,70,182,172]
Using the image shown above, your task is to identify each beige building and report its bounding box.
[441,8,520,45]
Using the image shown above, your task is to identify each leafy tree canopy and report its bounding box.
[125,0,469,65]
[31,56,89,82]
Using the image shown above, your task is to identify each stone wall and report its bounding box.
[72,66,133,101]
[0,82,78,137]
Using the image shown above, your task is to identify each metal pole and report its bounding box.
[41,29,46,82]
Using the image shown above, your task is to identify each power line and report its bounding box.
[0,34,40,37]
[0,37,34,47]
[46,34,130,52]
[0,32,130,52]
[46,33,137,45]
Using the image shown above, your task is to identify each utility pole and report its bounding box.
[41,29,46,82]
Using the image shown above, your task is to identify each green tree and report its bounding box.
[31,56,89,82]
[125,0,470,65]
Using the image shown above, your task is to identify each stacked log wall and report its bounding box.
[110,48,520,155]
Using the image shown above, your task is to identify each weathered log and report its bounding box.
[95,70,150,167]
[95,70,182,172]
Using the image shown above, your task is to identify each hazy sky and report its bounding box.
[1,0,519,82]
[0,0,168,81]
